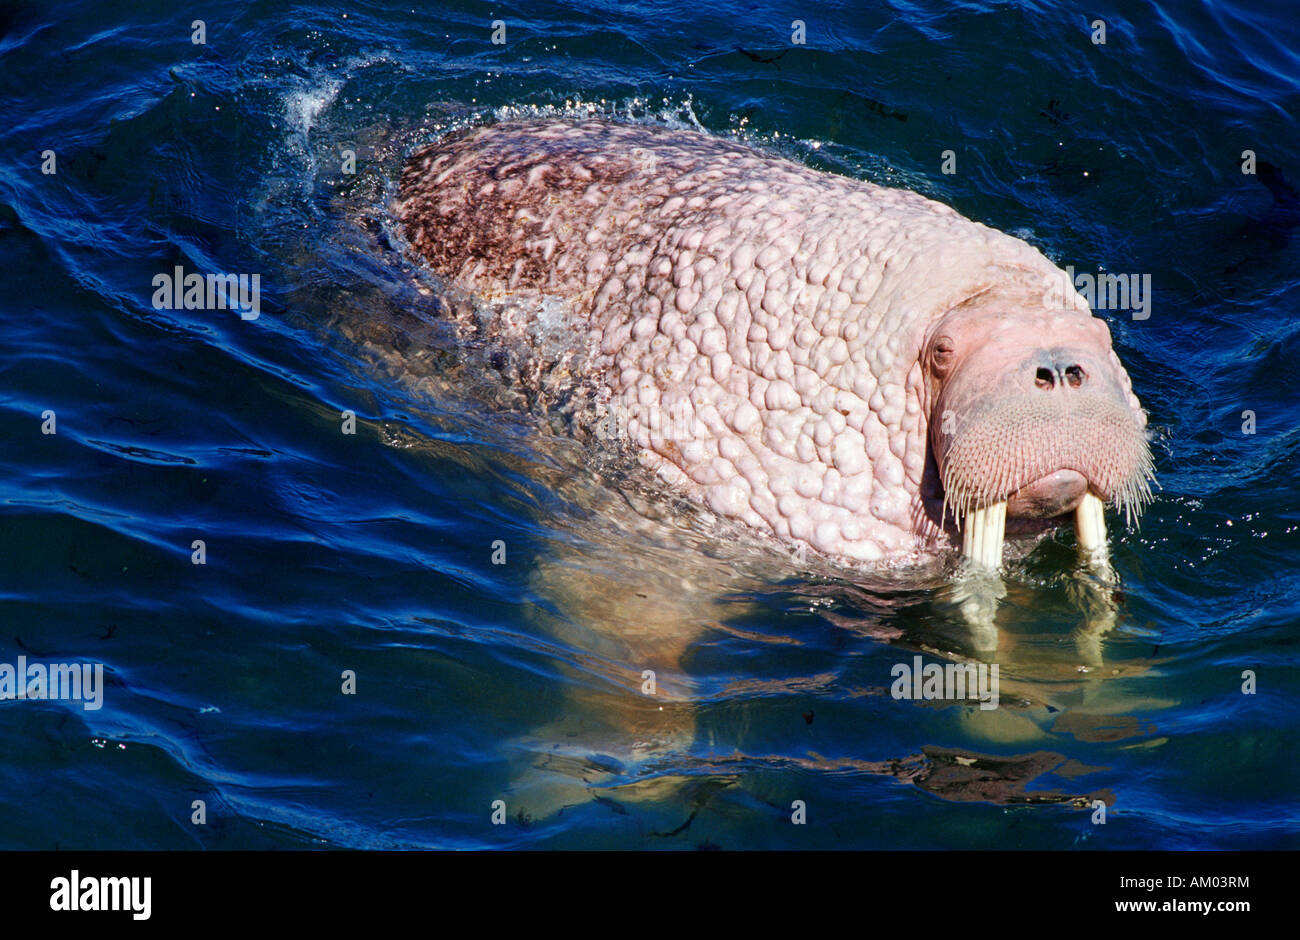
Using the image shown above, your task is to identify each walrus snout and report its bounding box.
[929,307,1155,567]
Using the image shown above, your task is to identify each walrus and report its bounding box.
[394,119,1155,572]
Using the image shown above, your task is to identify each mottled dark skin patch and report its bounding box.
[399,121,662,295]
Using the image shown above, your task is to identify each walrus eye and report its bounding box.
[932,337,956,375]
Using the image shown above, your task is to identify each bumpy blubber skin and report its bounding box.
[396,120,1152,566]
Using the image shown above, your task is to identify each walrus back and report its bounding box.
[397,119,827,302]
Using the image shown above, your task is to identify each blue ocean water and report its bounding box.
[0,0,1296,849]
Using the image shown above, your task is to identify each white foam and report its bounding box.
[284,80,341,139]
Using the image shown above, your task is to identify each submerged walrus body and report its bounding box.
[395,119,1154,568]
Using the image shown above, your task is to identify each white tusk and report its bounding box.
[1072,492,1119,659]
[1076,491,1116,583]
[1075,492,1107,554]
[962,501,1007,569]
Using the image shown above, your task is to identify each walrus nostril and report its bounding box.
[1035,361,1086,390]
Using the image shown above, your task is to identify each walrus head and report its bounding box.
[923,288,1155,566]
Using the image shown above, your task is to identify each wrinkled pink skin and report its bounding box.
[397,120,1148,566]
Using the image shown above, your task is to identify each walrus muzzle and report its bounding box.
[935,347,1156,567]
